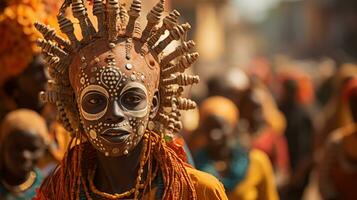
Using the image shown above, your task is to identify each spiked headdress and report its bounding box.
[35,0,199,137]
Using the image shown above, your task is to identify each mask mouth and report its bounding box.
[101,128,131,143]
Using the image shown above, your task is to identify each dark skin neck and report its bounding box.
[208,146,233,177]
[94,140,143,194]
[208,145,232,162]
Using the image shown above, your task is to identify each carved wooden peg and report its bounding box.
[107,0,120,41]
[162,52,199,76]
[152,23,191,55]
[93,0,106,36]
[147,10,180,47]
[163,73,199,86]
[57,14,78,48]
[72,0,95,41]
[141,0,165,42]
[125,0,142,38]
[37,39,68,58]
[161,40,195,67]
[34,22,72,51]
[176,97,196,110]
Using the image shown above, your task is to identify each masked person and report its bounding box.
[33,0,228,199]
[0,109,48,200]
[195,96,279,200]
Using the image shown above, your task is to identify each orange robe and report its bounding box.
[143,166,228,199]
[35,141,228,200]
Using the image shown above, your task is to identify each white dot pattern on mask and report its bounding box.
[125,63,133,70]
[100,67,122,90]
[76,53,153,156]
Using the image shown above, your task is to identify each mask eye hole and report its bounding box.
[82,92,108,114]
[120,88,147,111]
[79,85,110,121]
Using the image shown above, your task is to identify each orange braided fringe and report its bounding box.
[35,131,197,200]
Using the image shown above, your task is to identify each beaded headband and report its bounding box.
[35,0,199,137]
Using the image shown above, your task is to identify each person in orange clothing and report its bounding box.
[318,78,357,200]
[195,96,279,200]
[33,0,228,199]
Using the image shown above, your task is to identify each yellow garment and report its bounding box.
[228,149,279,200]
[186,166,228,199]
[143,166,228,200]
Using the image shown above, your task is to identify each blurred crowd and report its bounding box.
[186,59,357,200]
[0,0,357,199]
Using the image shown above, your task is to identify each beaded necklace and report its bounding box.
[1,171,37,194]
[83,133,159,200]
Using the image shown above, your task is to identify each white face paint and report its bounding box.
[120,82,149,118]
[80,85,109,121]
[77,59,152,157]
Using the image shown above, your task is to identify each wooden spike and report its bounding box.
[43,53,60,67]
[43,54,62,79]
[162,62,174,72]
[172,109,181,121]
[167,110,181,133]
[37,39,68,58]
[93,0,106,36]
[160,64,174,80]
[177,97,196,110]
[162,86,184,97]
[161,40,195,67]
[172,109,183,132]
[34,22,72,51]
[147,10,180,47]
[43,54,70,85]
[167,117,176,132]
[108,0,119,41]
[39,81,58,103]
[119,4,129,32]
[162,96,196,110]
[162,74,199,86]
[152,23,191,55]
[140,0,164,42]
[57,14,78,48]
[162,52,199,76]
[157,112,170,126]
[125,0,142,37]
[162,96,173,107]
[72,0,96,41]
[173,120,183,133]
[133,21,142,38]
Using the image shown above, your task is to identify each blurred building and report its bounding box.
[263,0,357,62]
